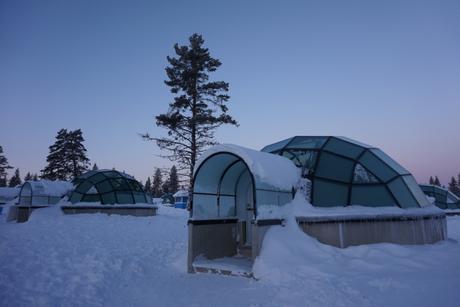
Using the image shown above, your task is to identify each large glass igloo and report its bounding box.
[262,136,429,208]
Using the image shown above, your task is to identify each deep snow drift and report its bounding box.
[1,204,460,307]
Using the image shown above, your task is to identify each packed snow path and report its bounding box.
[1,206,459,307]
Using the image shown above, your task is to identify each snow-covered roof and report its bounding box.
[195,144,300,191]
[21,180,74,197]
[173,190,189,198]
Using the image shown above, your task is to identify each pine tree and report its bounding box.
[144,177,152,195]
[41,129,68,180]
[152,168,163,197]
[24,172,33,181]
[144,34,237,189]
[32,174,38,181]
[429,176,434,185]
[9,168,22,187]
[434,176,441,186]
[448,177,458,195]
[0,145,13,187]
[41,129,90,180]
[168,165,179,193]
[92,163,99,171]
[66,129,90,178]
[162,179,170,195]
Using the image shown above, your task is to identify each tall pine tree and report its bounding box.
[66,129,90,178]
[448,177,459,197]
[9,168,22,187]
[168,165,179,193]
[92,163,99,171]
[144,34,237,189]
[144,177,152,195]
[0,145,13,187]
[152,168,163,197]
[41,129,90,180]
[434,176,441,187]
[429,176,434,185]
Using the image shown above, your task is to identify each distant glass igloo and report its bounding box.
[70,170,147,204]
[262,136,429,208]
[420,184,460,209]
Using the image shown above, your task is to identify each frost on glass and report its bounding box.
[353,164,379,183]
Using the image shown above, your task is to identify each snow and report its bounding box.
[0,201,459,306]
[22,180,74,197]
[257,193,445,220]
[195,144,300,191]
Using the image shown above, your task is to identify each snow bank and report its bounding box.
[173,190,188,198]
[1,199,460,306]
[195,144,300,191]
[257,192,444,220]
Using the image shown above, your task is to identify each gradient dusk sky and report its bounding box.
[1,0,459,185]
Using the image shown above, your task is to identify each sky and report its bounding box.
[1,0,459,185]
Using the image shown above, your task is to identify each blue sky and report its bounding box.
[1,0,459,184]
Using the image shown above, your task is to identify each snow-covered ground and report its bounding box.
[1,205,460,307]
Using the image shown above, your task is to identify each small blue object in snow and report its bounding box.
[174,196,188,209]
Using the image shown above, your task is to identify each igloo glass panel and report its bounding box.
[315,152,354,182]
[402,176,430,207]
[96,180,113,193]
[353,164,379,183]
[388,177,418,208]
[110,178,131,191]
[323,137,364,159]
[116,191,134,204]
[351,185,396,207]
[193,194,218,219]
[89,173,106,184]
[133,193,147,203]
[219,195,236,217]
[359,151,398,182]
[76,180,94,193]
[219,161,246,195]
[261,137,294,153]
[370,149,410,175]
[285,136,328,149]
[194,154,239,193]
[101,192,116,204]
[283,150,318,174]
[312,179,348,207]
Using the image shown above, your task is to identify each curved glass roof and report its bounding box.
[69,169,147,205]
[420,184,460,209]
[262,136,430,208]
[192,145,298,220]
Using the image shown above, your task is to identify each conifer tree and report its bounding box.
[429,176,434,185]
[448,177,460,197]
[66,129,90,178]
[41,129,90,180]
[144,177,152,195]
[168,165,179,193]
[0,145,13,187]
[162,179,170,195]
[92,163,99,171]
[144,34,237,189]
[434,176,441,186]
[8,168,22,187]
[152,168,163,197]
[32,174,38,181]
[24,172,33,181]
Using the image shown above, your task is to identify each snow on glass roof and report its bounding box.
[195,144,300,191]
[262,136,429,208]
[20,180,74,197]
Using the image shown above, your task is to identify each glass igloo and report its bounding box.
[262,136,429,208]
[69,170,147,204]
